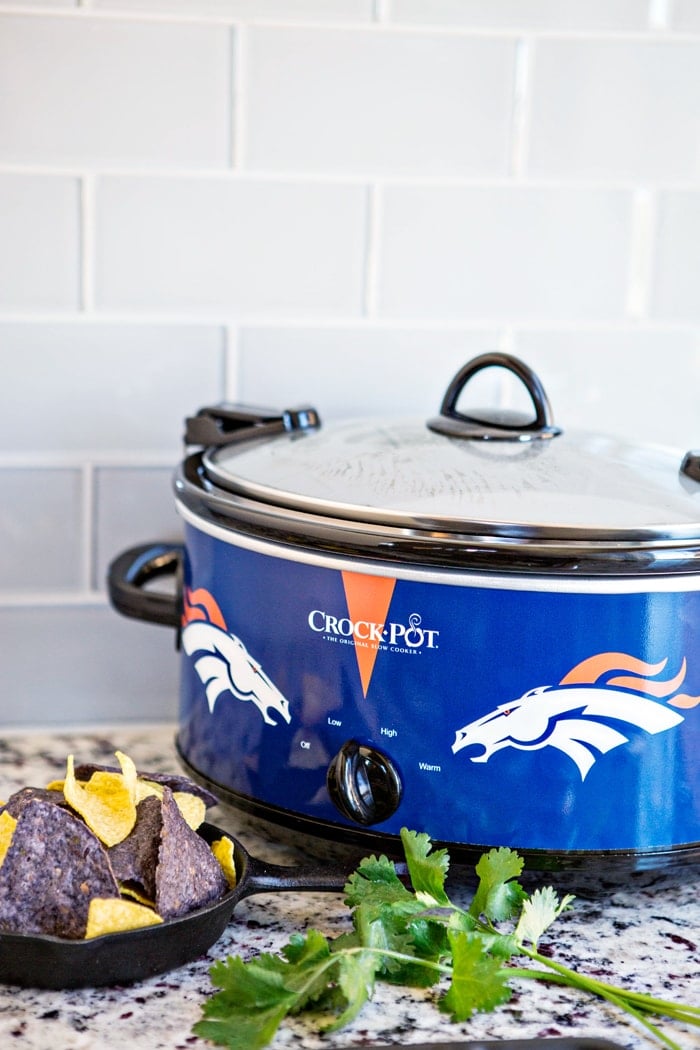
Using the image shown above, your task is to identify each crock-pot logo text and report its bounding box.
[452,652,699,781]
[181,587,291,727]
[308,610,438,649]
[309,571,439,699]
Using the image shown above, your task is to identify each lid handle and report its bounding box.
[185,403,321,449]
[427,352,561,441]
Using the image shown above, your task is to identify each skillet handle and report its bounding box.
[107,541,183,630]
[238,854,351,900]
[238,854,409,901]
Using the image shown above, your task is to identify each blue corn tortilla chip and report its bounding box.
[0,799,119,939]
[108,795,162,901]
[0,786,67,818]
[155,788,227,921]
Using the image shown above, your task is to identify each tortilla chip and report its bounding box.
[135,784,205,830]
[155,788,227,921]
[119,884,154,907]
[108,795,162,900]
[136,778,163,804]
[211,836,237,889]
[172,791,206,830]
[63,753,137,848]
[85,897,162,938]
[1,786,66,819]
[0,799,119,939]
[0,811,17,867]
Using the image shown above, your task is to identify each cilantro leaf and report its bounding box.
[469,846,526,922]
[514,886,575,948]
[344,852,415,911]
[400,827,450,905]
[439,930,512,1021]
[324,951,377,1031]
[193,954,299,1049]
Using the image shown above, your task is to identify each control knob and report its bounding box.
[326,739,403,826]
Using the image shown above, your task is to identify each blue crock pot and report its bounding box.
[108,353,700,871]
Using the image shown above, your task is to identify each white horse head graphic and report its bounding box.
[181,588,291,727]
[452,653,697,780]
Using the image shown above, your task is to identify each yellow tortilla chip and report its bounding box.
[0,810,17,866]
[211,836,237,888]
[136,778,163,803]
[45,779,64,791]
[85,897,162,938]
[119,884,155,908]
[63,753,137,848]
[114,750,138,798]
[173,791,206,830]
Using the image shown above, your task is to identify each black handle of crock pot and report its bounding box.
[427,352,561,441]
[107,542,182,629]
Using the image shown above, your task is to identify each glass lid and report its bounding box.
[191,354,700,545]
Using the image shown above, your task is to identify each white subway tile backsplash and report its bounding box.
[244,27,515,176]
[94,177,367,316]
[527,39,700,181]
[0,15,231,168]
[377,186,633,321]
[237,327,502,418]
[0,607,179,726]
[0,469,83,591]
[388,0,650,30]
[93,0,373,17]
[511,330,700,450]
[0,326,225,454]
[0,175,80,311]
[651,192,700,321]
[95,468,182,592]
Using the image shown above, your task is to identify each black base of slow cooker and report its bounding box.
[176,739,700,879]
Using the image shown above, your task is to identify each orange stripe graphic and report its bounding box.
[341,571,396,698]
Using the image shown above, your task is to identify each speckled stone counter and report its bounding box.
[0,725,697,1050]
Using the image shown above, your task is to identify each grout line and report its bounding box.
[508,36,534,180]
[0,719,176,736]
[1,312,698,333]
[3,162,700,191]
[229,25,244,169]
[0,591,109,609]
[0,452,178,469]
[79,174,96,313]
[649,0,672,30]
[625,187,657,320]
[498,328,517,355]
[81,463,96,592]
[223,325,240,400]
[0,5,693,37]
[362,184,382,317]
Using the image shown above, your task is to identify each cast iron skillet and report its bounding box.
[0,823,351,990]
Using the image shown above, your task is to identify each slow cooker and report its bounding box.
[109,353,700,871]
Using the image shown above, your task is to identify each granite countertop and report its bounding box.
[0,724,698,1050]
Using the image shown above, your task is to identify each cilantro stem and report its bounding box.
[517,947,696,1050]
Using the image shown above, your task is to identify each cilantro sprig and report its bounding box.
[194,828,700,1050]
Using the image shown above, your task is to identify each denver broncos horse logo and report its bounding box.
[181,588,291,727]
[452,652,699,780]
